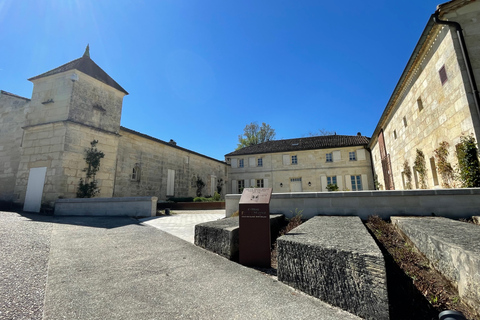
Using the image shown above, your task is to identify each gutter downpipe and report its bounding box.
[433,10,480,123]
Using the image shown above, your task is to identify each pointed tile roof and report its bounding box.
[28,46,128,95]
[225,134,370,157]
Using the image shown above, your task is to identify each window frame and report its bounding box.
[326,153,333,162]
[257,158,263,167]
[256,179,264,188]
[351,175,363,191]
[327,176,337,185]
[238,159,244,168]
[349,151,357,161]
[237,180,245,193]
[291,155,298,165]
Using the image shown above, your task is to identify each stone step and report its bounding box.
[277,216,389,320]
[194,214,285,261]
[391,216,480,315]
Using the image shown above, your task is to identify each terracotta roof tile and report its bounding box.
[225,135,370,157]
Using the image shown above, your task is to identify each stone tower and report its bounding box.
[14,46,128,207]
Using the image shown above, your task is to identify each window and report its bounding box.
[326,153,333,162]
[439,65,448,85]
[257,158,263,167]
[327,176,337,185]
[238,180,245,193]
[430,157,439,186]
[349,151,357,161]
[403,116,408,127]
[239,159,244,168]
[351,175,363,191]
[291,155,298,165]
[394,130,397,140]
[256,179,264,188]
[131,164,140,181]
[417,98,424,112]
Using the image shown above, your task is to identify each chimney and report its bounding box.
[168,139,177,146]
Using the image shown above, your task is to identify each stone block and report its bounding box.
[391,216,480,314]
[277,216,389,320]
[195,214,285,261]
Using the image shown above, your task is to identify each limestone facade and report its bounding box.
[0,49,227,209]
[369,0,480,190]
[225,135,373,193]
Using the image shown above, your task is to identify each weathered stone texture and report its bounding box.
[0,92,29,201]
[391,216,480,314]
[114,129,226,200]
[277,216,389,320]
[195,214,285,261]
[372,2,480,190]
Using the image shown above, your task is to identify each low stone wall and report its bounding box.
[55,197,157,217]
[194,214,285,261]
[392,216,480,315]
[277,216,389,320]
[157,202,225,210]
[226,188,480,219]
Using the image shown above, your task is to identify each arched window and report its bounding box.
[131,164,141,181]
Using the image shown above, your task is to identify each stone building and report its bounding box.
[0,47,226,211]
[369,0,480,190]
[225,134,373,193]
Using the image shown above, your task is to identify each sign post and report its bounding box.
[239,188,273,267]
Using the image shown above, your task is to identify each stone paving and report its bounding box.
[139,210,225,243]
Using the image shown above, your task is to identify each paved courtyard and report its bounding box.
[0,210,360,320]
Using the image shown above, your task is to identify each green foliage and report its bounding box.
[456,134,480,187]
[213,191,221,201]
[403,160,413,190]
[236,122,276,150]
[77,140,104,198]
[326,183,339,191]
[434,141,456,188]
[196,177,205,197]
[216,178,223,194]
[413,149,427,189]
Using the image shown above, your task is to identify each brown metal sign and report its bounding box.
[239,188,272,267]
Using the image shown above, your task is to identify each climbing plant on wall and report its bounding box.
[77,140,105,198]
[402,160,413,190]
[413,149,428,189]
[434,141,456,188]
[196,177,205,197]
[456,134,480,187]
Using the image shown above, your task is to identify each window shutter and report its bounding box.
[357,149,366,161]
[320,175,327,191]
[333,151,341,162]
[283,155,290,165]
[361,174,368,190]
[249,157,255,167]
[250,179,255,188]
[345,175,352,191]
[264,178,268,188]
[336,175,343,190]
[167,169,175,196]
[232,180,237,194]
[231,159,238,168]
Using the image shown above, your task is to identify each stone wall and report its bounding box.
[13,121,119,206]
[371,4,480,190]
[225,188,480,219]
[227,146,372,193]
[114,128,227,200]
[0,91,30,201]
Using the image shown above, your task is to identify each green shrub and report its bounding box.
[456,134,480,187]
[326,183,339,192]
[213,191,221,201]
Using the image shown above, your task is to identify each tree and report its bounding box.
[413,149,428,189]
[306,128,335,137]
[456,134,480,187]
[434,141,456,188]
[77,140,105,198]
[236,122,276,150]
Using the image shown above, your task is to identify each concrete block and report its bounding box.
[391,216,480,314]
[277,216,389,320]
[195,214,285,261]
[55,197,157,217]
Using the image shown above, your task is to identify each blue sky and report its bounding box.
[1,0,442,160]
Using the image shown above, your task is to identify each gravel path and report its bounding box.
[0,212,53,320]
